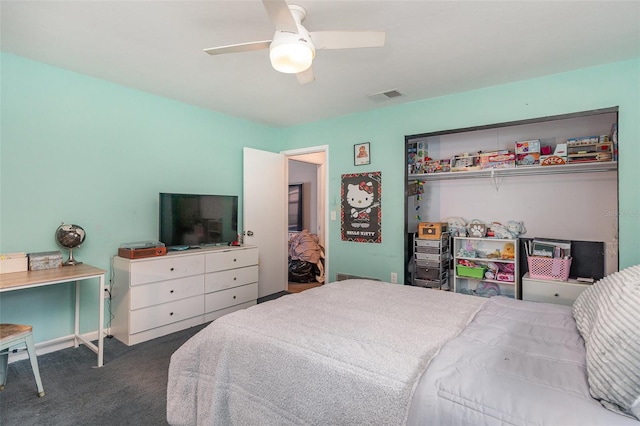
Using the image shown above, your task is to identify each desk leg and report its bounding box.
[74,280,80,348]
[98,274,104,367]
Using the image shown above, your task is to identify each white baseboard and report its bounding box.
[8,331,100,364]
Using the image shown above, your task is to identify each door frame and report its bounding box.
[281,145,329,282]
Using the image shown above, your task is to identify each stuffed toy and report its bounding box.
[443,216,467,237]
[501,242,515,259]
[506,220,527,238]
[488,222,513,239]
[457,239,477,258]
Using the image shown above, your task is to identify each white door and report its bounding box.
[243,147,287,297]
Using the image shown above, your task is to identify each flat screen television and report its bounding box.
[159,193,238,248]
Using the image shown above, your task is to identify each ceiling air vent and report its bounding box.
[367,89,403,103]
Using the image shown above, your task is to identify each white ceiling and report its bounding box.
[1,1,639,127]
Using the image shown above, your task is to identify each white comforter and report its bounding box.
[167,279,486,425]
[407,296,640,425]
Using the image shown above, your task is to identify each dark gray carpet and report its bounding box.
[0,291,289,426]
[0,291,291,426]
[0,323,208,426]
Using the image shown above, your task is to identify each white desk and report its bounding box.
[0,264,106,367]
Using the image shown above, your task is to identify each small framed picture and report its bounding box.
[354,142,371,166]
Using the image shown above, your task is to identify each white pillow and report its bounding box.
[573,265,640,419]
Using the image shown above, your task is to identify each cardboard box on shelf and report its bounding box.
[407,140,429,174]
[0,253,28,274]
[515,139,541,166]
[451,153,480,172]
[517,152,541,166]
[479,150,516,169]
[540,143,568,166]
[515,139,541,154]
[566,136,600,146]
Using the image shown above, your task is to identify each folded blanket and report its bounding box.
[167,280,486,425]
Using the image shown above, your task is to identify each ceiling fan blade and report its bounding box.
[295,66,315,85]
[310,31,385,49]
[204,40,271,56]
[262,0,298,33]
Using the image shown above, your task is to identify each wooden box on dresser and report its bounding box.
[111,245,258,346]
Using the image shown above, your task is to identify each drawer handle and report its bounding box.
[233,295,236,299]
[233,277,237,281]
[170,267,175,271]
[554,293,559,297]
[169,312,174,316]
[233,258,237,262]
[170,290,174,294]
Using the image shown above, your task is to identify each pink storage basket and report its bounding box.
[527,256,572,281]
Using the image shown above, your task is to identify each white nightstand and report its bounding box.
[521,272,591,306]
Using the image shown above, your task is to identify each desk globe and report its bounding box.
[55,223,86,266]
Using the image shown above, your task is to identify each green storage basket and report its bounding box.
[456,264,487,279]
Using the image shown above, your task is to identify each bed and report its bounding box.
[167,266,640,425]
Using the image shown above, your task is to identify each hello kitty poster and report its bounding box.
[341,171,382,243]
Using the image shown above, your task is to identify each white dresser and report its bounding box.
[111,245,258,346]
[521,272,591,306]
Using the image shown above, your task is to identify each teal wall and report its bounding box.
[281,59,640,281]
[0,53,280,342]
[1,52,639,345]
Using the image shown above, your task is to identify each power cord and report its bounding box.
[104,256,116,339]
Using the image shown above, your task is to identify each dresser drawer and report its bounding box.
[130,295,204,334]
[415,239,448,249]
[205,265,258,293]
[205,247,258,273]
[130,275,204,310]
[522,276,590,306]
[130,255,205,286]
[415,252,447,262]
[205,282,258,313]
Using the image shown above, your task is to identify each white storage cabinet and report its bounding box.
[112,245,258,346]
[521,272,590,306]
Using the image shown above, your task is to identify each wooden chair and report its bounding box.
[0,324,45,397]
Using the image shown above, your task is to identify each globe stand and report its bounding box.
[56,223,86,267]
[63,248,82,266]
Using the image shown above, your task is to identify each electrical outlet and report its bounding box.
[103,286,111,299]
[390,272,398,283]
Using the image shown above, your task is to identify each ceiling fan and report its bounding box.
[204,0,385,84]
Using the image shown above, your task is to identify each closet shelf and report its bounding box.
[409,161,617,181]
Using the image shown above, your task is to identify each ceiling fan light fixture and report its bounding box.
[203,2,384,83]
[270,42,314,74]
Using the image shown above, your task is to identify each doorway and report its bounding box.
[283,147,328,292]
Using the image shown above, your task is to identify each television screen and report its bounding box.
[159,193,238,248]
